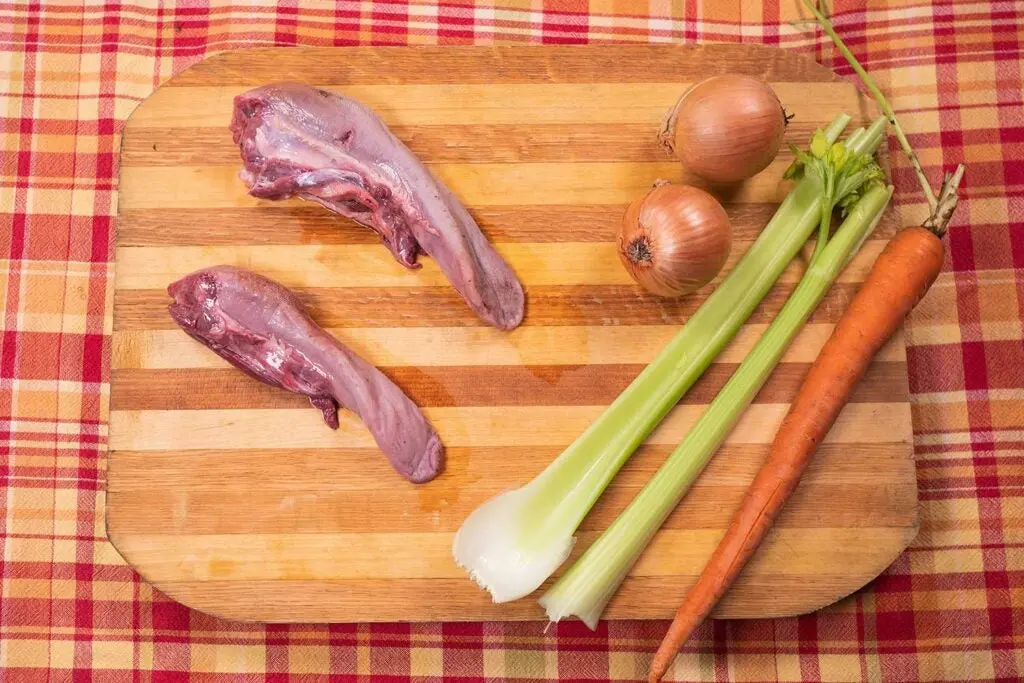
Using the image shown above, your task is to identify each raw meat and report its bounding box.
[168,265,443,483]
[230,82,525,330]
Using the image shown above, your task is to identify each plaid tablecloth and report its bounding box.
[2,1,1022,681]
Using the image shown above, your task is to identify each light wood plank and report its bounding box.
[122,122,835,166]
[111,325,906,369]
[113,240,891,290]
[142,562,916,623]
[108,402,912,451]
[108,527,914,582]
[118,155,832,211]
[115,204,899,245]
[128,82,867,128]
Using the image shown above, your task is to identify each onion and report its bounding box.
[659,75,788,184]
[618,183,731,298]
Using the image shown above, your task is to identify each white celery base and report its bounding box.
[452,485,576,603]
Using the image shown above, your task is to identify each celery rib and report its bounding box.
[540,183,894,628]
[453,115,887,605]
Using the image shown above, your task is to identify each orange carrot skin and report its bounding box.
[649,226,945,683]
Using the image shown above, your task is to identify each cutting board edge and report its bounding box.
[106,43,918,625]
[156,43,853,88]
[105,481,919,625]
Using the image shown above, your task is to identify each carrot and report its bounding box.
[648,225,946,682]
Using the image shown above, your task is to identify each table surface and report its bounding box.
[2,2,1022,681]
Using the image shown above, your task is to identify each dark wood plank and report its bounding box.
[110,361,909,410]
[105,479,917,535]
[169,45,842,87]
[108,443,915,493]
[113,281,869,330]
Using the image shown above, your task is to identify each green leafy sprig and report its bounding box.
[785,129,885,262]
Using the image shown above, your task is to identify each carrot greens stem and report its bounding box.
[803,0,935,209]
[804,0,965,234]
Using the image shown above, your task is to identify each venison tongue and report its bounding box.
[167,265,444,484]
[230,82,525,331]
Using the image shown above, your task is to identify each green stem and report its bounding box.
[811,172,834,263]
[803,0,937,210]
[540,183,894,628]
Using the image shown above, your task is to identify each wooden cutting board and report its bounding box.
[107,45,918,623]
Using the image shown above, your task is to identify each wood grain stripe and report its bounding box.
[107,444,914,493]
[165,45,840,86]
[109,361,909,410]
[121,121,836,166]
[113,282,872,330]
[141,568,915,622]
[115,203,899,246]
[116,159,812,210]
[130,82,864,127]
[122,123,663,165]
[113,241,892,290]
[108,403,912,451]
[112,325,907,369]
[105,481,917,535]
[106,527,913,582]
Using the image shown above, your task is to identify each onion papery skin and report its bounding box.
[660,75,787,184]
[618,183,732,298]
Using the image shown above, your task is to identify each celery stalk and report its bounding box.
[453,116,887,604]
[540,183,894,628]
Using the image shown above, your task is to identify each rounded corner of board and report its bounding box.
[121,46,257,121]
[773,523,920,620]
[104,535,261,624]
[170,47,256,74]
[153,582,260,624]
[120,93,155,133]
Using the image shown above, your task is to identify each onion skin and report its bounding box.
[618,184,732,298]
[659,75,787,184]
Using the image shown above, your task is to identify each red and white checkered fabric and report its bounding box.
[2,1,1022,680]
